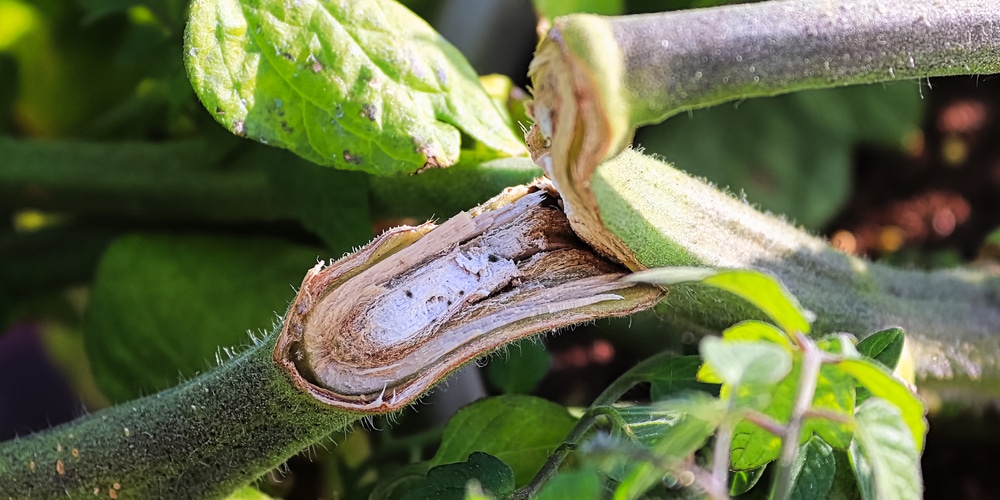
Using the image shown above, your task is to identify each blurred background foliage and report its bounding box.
[1,0,997,498]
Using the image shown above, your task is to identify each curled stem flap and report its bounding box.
[527,0,1000,265]
[275,180,662,412]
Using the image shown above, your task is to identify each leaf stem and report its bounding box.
[518,350,705,497]
[513,408,607,499]
[771,333,824,500]
[709,412,735,496]
[742,410,788,437]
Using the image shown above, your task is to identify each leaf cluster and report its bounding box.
[404,268,924,500]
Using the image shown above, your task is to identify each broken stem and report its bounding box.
[0,182,659,499]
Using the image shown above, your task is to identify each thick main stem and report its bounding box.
[592,148,1000,396]
[0,332,359,499]
[612,0,1000,126]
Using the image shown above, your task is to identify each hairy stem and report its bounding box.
[0,182,657,498]
[612,0,999,126]
[530,0,1000,170]
[709,414,734,496]
[593,148,1000,396]
[0,331,359,499]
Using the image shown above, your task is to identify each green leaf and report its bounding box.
[723,320,794,347]
[728,360,854,470]
[648,356,717,400]
[613,404,695,447]
[225,486,276,500]
[728,465,765,496]
[596,403,722,484]
[787,437,836,500]
[534,467,603,500]
[817,334,861,358]
[837,359,926,451]
[403,452,515,500]
[635,83,921,228]
[533,0,624,18]
[700,337,792,387]
[487,341,552,394]
[849,400,923,500]
[697,321,791,384]
[856,328,905,371]
[827,450,864,500]
[262,149,371,255]
[627,267,812,334]
[185,0,526,175]
[728,362,798,470]
[84,233,321,402]
[804,364,856,450]
[853,329,905,406]
[431,395,576,487]
[613,394,725,500]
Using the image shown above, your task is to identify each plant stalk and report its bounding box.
[612,0,999,126]
[0,181,657,499]
[592,148,1000,397]
[771,333,824,500]
[530,0,1000,168]
[0,331,360,499]
[0,137,541,224]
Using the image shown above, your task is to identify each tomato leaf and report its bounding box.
[627,268,812,335]
[403,452,515,500]
[849,399,923,500]
[430,395,576,487]
[84,234,321,402]
[185,0,526,175]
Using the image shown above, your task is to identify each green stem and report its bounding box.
[0,136,292,223]
[0,136,540,224]
[513,407,616,499]
[614,0,999,124]
[536,0,999,158]
[0,331,360,499]
[593,148,1000,397]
